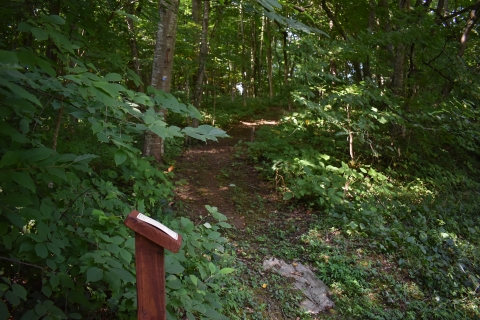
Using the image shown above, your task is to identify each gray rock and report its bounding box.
[263,257,335,313]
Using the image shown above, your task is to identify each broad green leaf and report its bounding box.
[114,150,127,166]
[49,274,60,288]
[12,283,27,300]
[73,154,97,163]
[6,212,24,228]
[207,232,221,240]
[35,243,48,258]
[218,268,235,275]
[46,243,60,256]
[35,302,48,316]
[5,290,20,306]
[42,285,52,297]
[0,78,41,106]
[189,274,198,286]
[0,299,10,319]
[105,73,122,82]
[20,310,39,320]
[166,279,182,290]
[10,171,36,192]
[109,268,135,284]
[165,255,185,275]
[118,248,132,263]
[0,50,19,64]
[0,150,22,168]
[208,262,216,274]
[283,192,293,200]
[218,222,231,229]
[31,27,49,41]
[87,267,103,282]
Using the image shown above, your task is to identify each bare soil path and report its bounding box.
[173,119,280,229]
[171,110,324,319]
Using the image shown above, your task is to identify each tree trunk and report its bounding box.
[266,17,274,99]
[192,0,210,128]
[441,2,479,98]
[240,2,247,107]
[143,0,180,163]
[126,3,144,92]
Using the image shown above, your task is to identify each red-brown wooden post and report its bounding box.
[124,210,182,320]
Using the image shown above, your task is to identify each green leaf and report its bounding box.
[35,302,48,316]
[87,267,103,282]
[12,283,27,300]
[189,274,198,286]
[42,285,52,297]
[73,154,97,163]
[0,300,9,319]
[109,268,135,284]
[46,243,60,256]
[114,150,127,166]
[218,268,235,275]
[0,50,19,64]
[283,192,293,200]
[165,255,185,275]
[10,171,36,192]
[5,290,20,306]
[20,310,39,320]
[35,243,48,258]
[118,248,132,264]
[49,274,60,288]
[166,279,183,290]
[207,232,221,240]
[208,262,216,274]
[47,15,65,25]
[0,78,41,106]
[31,27,49,41]
[0,150,22,168]
[6,212,24,228]
[105,73,122,82]
[218,222,232,229]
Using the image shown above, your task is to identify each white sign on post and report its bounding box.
[137,213,179,240]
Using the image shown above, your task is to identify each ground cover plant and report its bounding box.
[245,103,480,318]
[2,0,480,318]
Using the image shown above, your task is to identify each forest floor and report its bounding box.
[172,109,327,319]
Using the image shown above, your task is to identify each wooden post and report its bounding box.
[124,210,183,320]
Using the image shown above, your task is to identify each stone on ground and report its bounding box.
[263,257,335,313]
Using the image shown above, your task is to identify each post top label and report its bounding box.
[137,213,179,240]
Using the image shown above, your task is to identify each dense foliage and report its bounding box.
[1,0,480,318]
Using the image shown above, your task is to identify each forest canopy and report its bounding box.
[0,0,479,318]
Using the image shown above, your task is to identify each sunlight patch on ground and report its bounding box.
[240,120,278,126]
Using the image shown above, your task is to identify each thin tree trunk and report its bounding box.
[258,16,265,97]
[192,0,210,128]
[266,17,274,99]
[240,2,247,107]
[143,0,180,163]
[282,30,288,85]
[52,105,64,151]
[126,3,144,92]
[441,1,480,98]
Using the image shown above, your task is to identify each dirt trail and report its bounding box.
[174,120,278,228]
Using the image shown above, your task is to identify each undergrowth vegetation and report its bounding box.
[246,99,480,318]
[0,15,234,319]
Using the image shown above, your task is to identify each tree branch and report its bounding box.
[0,256,44,270]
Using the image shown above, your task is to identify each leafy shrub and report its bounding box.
[0,15,232,319]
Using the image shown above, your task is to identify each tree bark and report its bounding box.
[192,0,210,128]
[441,0,479,98]
[266,17,274,99]
[126,3,144,92]
[240,1,247,107]
[143,0,180,163]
